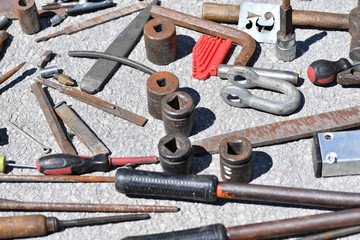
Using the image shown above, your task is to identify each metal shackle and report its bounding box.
[220,66,301,115]
[219,136,253,183]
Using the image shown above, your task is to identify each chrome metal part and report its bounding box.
[218,64,299,86]
[54,101,110,155]
[237,1,280,44]
[0,15,9,30]
[220,66,301,115]
[49,14,67,26]
[6,120,52,154]
[313,130,360,178]
[39,66,60,78]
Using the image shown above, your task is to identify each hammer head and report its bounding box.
[349,3,360,62]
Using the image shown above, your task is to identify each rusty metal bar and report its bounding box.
[31,82,77,155]
[299,225,360,240]
[35,2,148,42]
[201,3,350,30]
[0,174,114,183]
[0,62,26,85]
[0,200,179,213]
[54,102,110,155]
[35,77,148,127]
[226,208,360,240]
[217,182,360,209]
[193,106,360,155]
[150,5,256,66]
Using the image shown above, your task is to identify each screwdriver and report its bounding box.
[1,154,158,175]
[0,156,36,173]
[307,58,358,85]
[0,214,149,239]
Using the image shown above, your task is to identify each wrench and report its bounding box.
[6,120,52,154]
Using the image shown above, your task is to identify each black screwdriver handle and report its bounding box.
[115,168,218,202]
[307,58,352,85]
[36,154,110,175]
[123,224,228,240]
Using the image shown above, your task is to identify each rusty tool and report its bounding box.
[124,208,360,240]
[144,17,177,65]
[219,136,253,183]
[150,5,256,66]
[35,2,148,42]
[80,0,158,94]
[276,0,296,61]
[0,199,179,213]
[299,225,360,240]
[162,91,195,137]
[1,0,67,19]
[6,119,52,154]
[54,102,110,156]
[158,134,193,174]
[201,2,350,30]
[0,214,149,239]
[146,71,179,120]
[349,1,360,62]
[35,77,148,127]
[31,82,77,155]
[0,62,26,85]
[337,65,360,85]
[37,50,53,69]
[15,0,40,35]
[0,174,115,183]
[116,168,360,209]
[192,106,360,155]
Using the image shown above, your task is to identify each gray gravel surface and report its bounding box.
[0,0,359,239]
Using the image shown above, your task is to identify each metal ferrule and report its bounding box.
[219,136,253,183]
[161,91,195,137]
[39,66,60,78]
[49,15,67,26]
[158,134,193,174]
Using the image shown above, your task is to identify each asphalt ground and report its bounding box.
[0,0,359,239]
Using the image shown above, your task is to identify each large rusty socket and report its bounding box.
[219,136,253,183]
[144,18,177,65]
[162,91,194,137]
[158,134,193,174]
[15,0,40,35]
[349,3,360,62]
[146,71,179,120]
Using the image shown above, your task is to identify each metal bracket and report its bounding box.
[238,1,280,44]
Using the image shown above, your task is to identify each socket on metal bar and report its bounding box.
[276,0,296,61]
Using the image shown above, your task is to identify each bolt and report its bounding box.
[325,152,337,164]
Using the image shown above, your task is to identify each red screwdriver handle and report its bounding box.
[36,154,110,175]
[307,58,352,85]
[110,156,158,166]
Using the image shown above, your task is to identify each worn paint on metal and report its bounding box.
[150,5,256,66]
[193,106,360,155]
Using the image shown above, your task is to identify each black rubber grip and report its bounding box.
[122,224,228,240]
[115,168,218,202]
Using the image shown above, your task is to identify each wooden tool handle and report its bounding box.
[0,215,48,239]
